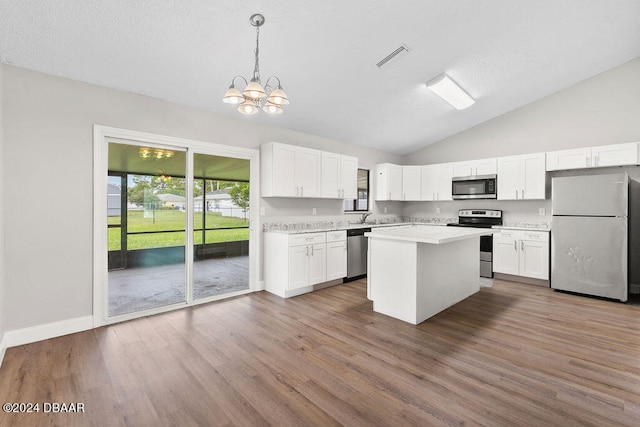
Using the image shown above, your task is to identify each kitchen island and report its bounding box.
[365,225,494,324]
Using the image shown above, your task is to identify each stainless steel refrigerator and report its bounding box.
[551,173,628,302]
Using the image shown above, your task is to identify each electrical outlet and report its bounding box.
[384,206,388,214]
[435,207,441,214]
[312,208,317,215]
[260,206,266,216]
[539,208,546,216]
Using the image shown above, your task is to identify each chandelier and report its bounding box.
[223,14,289,115]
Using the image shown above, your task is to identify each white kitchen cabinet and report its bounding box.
[261,142,321,197]
[326,231,347,280]
[493,230,549,280]
[420,163,453,201]
[375,163,403,201]
[591,142,638,167]
[453,158,497,177]
[340,155,358,199]
[497,153,546,200]
[320,152,358,199]
[265,232,329,297]
[546,142,638,171]
[402,165,422,201]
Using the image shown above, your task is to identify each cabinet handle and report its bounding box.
[311,245,314,256]
[515,190,518,199]
[404,193,406,200]
[306,246,309,256]
[301,186,304,197]
[514,241,517,251]
[521,241,524,251]
[389,192,391,200]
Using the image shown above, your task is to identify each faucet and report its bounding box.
[361,212,372,224]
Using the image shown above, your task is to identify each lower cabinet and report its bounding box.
[265,230,346,298]
[493,230,549,280]
[326,231,347,280]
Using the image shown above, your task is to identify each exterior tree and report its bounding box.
[228,183,250,221]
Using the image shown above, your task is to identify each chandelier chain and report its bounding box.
[253,26,260,82]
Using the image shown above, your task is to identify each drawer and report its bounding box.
[289,232,326,246]
[326,230,346,242]
[523,231,549,242]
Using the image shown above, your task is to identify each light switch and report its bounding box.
[435,207,441,214]
[260,206,266,216]
[539,208,545,216]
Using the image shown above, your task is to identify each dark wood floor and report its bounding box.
[1,279,639,426]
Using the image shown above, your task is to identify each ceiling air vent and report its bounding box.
[376,45,410,69]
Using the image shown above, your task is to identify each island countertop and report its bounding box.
[365,224,494,244]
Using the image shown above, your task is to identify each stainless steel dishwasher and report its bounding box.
[346,227,371,280]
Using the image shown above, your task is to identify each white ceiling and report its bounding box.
[1,1,639,155]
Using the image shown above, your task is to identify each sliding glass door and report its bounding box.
[107,142,187,316]
[192,153,250,300]
[99,133,255,323]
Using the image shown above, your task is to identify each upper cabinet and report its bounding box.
[497,153,546,200]
[402,166,422,201]
[320,152,358,199]
[262,142,357,199]
[453,158,497,177]
[546,142,639,171]
[375,163,403,201]
[421,163,453,201]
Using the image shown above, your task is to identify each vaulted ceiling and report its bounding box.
[1,1,639,155]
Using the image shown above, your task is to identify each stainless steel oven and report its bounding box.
[447,209,502,278]
[452,174,497,200]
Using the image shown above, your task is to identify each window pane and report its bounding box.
[345,169,369,212]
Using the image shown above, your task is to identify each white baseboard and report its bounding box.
[0,315,94,356]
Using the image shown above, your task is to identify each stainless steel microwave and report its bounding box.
[452,174,497,199]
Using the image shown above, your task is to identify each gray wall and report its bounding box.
[1,65,400,331]
[0,63,5,343]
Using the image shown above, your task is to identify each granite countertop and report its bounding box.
[365,224,494,244]
[264,222,419,234]
[493,224,550,232]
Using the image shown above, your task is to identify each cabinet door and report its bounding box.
[475,158,497,175]
[402,166,421,201]
[592,142,638,168]
[326,241,347,280]
[340,156,358,199]
[452,161,474,177]
[388,164,403,200]
[320,152,341,198]
[288,245,309,290]
[545,148,591,171]
[497,156,521,200]
[272,144,297,197]
[420,165,438,201]
[522,153,546,199]
[375,164,403,201]
[519,239,549,280]
[295,149,321,197]
[493,235,519,275]
[436,163,453,201]
[308,243,326,285]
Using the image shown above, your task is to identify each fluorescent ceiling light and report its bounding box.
[426,74,475,110]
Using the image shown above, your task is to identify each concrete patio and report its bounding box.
[108,255,249,316]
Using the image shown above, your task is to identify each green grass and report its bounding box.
[108,209,249,251]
